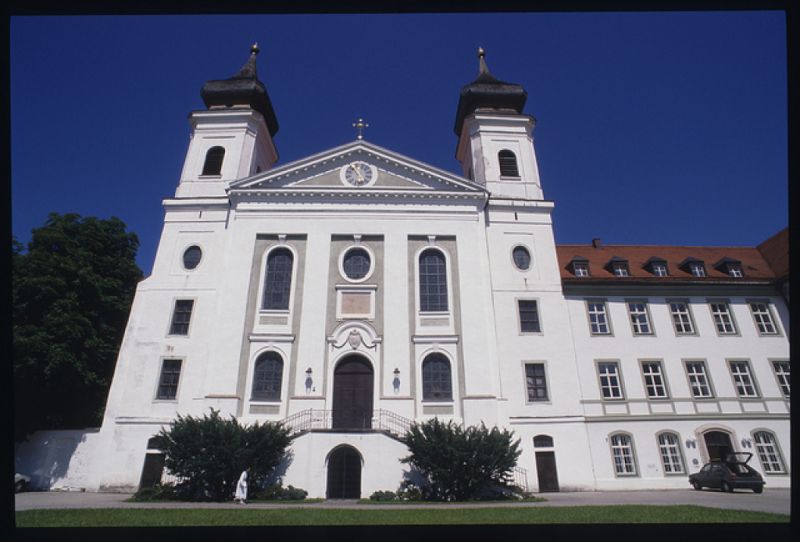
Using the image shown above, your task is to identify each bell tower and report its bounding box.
[454,48,543,200]
[176,44,280,198]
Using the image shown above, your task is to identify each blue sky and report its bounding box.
[10,12,787,274]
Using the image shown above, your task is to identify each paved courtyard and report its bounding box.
[14,488,790,516]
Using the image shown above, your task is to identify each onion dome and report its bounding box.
[200,43,279,136]
[453,47,528,136]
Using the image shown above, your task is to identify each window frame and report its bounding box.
[517,298,542,334]
[728,359,760,398]
[168,299,195,336]
[250,350,284,402]
[770,360,790,398]
[689,262,706,277]
[668,299,697,336]
[652,262,669,277]
[421,352,454,402]
[259,244,297,313]
[640,360,669,399]
[596,360,625,400]
[727,263,743,277]
[586,299,613,336]
[511,244,532,271]
[708,300,738,336]
[683,359,715,399]
[747,300,781,336]
[751,430,786,475]
[609,432,638,477]
[573,262,590,277]
[656,432,686,475]
[417,247,450,314]
[523,362,550,403]
[182,245,203,271]
[612,262,630,277]
[338,244,376,283]
[626,300,654,336]
[154,358,183,401]
[497,149,520,178]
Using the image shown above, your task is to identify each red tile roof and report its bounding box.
[757,228,789,279]
[556,244,778,282]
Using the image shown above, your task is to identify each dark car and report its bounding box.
[688,452,765,493]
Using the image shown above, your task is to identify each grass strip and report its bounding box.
[356,497,547,504]
[16,505,789,527]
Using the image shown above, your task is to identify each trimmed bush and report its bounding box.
[369,490,398,501]
[129,483,180,502]
[401,418,522,501]
[252,483,308,501]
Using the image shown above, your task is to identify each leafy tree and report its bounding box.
[13,213,142,440]
[158,409,292,502]
[401,418,522,501]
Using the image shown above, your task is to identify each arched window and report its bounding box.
[656,432,685,474]
[262,248,294,310]
[498,150,519,177]
[422,353,452,401]
[251,351,283,401]
[753,431,785,473]
[609,433,637,476]
[201,146,225,176]
[533,435,554,448]
[419,249,448,312]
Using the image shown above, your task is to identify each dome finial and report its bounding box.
[251,42,260,55]
[478,46,489,75]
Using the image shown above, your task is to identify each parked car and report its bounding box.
[14,473,30,493]
[688,452,764,493]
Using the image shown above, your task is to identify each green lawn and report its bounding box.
[16,505,789,527]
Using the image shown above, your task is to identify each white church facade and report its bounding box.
[17,46,789,497]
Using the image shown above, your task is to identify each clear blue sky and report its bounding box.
[10,12,787,274]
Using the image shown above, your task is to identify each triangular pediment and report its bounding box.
[229,140,485,196]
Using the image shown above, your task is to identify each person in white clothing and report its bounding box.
[234,469,248,504]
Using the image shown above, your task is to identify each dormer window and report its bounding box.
[644,258,669,277]
[680,258,706,277]
[498,150,519,177]
[689,262,705,277]
[568,257,590,277]
[606,257,629,277]
[713,258,744,278]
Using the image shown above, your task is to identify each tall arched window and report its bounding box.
[422,353,452,401]
[419,249,448,312]
[251,351,283,400]
[201,146,225,176]
[498,150,519,177]
[610,433,637,476]
[753,431,785,473]
[656,432,685,474]
[262,248,294,310]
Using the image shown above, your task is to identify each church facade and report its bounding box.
[28,46,789,497]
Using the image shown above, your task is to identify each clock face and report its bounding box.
[342,161,375,186]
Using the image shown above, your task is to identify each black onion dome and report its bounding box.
[201,43,279,136]
[453,47,527,136]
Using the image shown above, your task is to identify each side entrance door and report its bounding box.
[535,451,560,492]
[326,446,362,499]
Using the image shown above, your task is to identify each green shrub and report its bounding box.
[157,408,292,502]
[369,490,398,501]
[401,418,522,501]
[129,483,180,502]
[252,483,308,501]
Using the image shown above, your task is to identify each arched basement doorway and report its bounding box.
[704,430,734,462]
[332,355,374,429]
[326,445,362,499]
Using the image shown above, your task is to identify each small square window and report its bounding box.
[574,262,590,277]
[652,263,668,277]
[728,263,743,277]
[612,262,629,277]
[689,262,706,277]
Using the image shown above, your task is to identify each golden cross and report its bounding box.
[352,117,369,140]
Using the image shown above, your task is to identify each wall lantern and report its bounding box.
[685,438,697,449]
[741,438,752,448]
[392,368,401,394]
[305,367,313,393]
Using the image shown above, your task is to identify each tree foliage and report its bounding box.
[401,418,522,501]
[13,213,142,440]
[158,409,292,502]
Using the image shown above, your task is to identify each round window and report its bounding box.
[512,246,531,270]
[183,245,202,270]
[342,247,371,280]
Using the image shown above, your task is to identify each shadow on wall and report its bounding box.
[260,449,294,489]
[15,429,99,490]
